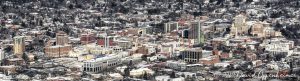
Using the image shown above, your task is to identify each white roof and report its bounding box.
[109,73,123,78]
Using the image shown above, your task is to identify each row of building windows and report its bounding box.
[83,67,102,72]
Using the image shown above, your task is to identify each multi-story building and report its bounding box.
[83,52,128,73]
[116,40,132,49]
[245,53,257,61]
[189,21,205,45]
[56,31,69,45]
[13,36,25,57]
[164,22,179,33]
[230,14,248,37]
[83,59,107,73]
[262,38,294,56]
[97,35,114,48]
[263,27,282,38]
[165,60,187,71]
[89,47,113,55]
[0,48,4,61]
[135,45,149,55]
[251,21,282,38]
[7,58,25,66]
[180,48,202,63]
[68,46,89,57]
[0,65,19,75]
[44,45,72,58]
[251,21,265,37]
[199,55,220,65]
[80,33,96,45]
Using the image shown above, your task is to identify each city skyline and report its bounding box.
[0,0,299,81]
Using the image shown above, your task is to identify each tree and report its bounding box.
[296,1,300,8]
[226,64,234,70]
[170,71,176,78]
[128,60,133,66]
[75,4,83,8]
[232,0,241,2]
[142,71,148,80]
[234,3,240,7]
[274,21,282,31]
[22,53,29,63]
[246,0,253,3]
[3,46,12,53]
[265,2,271,8]
[34,56,38,61]
[216,0,224,5]
[168,4,171,9]
[211,66,221,71]
[25,44,34,51]
[21,22,26,28]
[274,53,286,61]
[1,59,8,65]
[124,67,130,77]
[68,4,74,9]
[209,0,215,3]
[39,20,43,26]
[141,55,148,61]
[185,75,193,81]
[260,16,268,22]
[289,61,293,74]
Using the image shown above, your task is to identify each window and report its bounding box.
[84,68,87,71]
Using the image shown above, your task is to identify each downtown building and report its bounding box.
[0,48,4,61]
[179,48,202,63]
[251,21,282,38]
[164,22,179,33]
[80,33,96,45]
[189,21,205,46]
[97,35,115,48]
[262,38,294,56]
[44,45,72,58]
[44,31,71,58]
[13,36,25,57]
[83,52,128,73]
[230,14,248,37]
[56,31,69,45]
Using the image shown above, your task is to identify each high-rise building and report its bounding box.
[180,48,202,63]
[189,21,205,45]
[164,22,179,33]
[0,48,4,61]
[56,31,69,45]
[13,36,25,56]
[230,14,248,38]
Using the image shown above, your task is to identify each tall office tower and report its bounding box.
[13,36,25,56]
[189,21,205,45]
[164,22,179,33]
[180,48,202,63]
[230,14,247,38]
[56,31,69,45]
[0,48,4,61]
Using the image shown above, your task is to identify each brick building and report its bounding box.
[80,33,96,45]
[44,45,72,58]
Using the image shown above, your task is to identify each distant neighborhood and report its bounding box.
[0,0,300,81]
